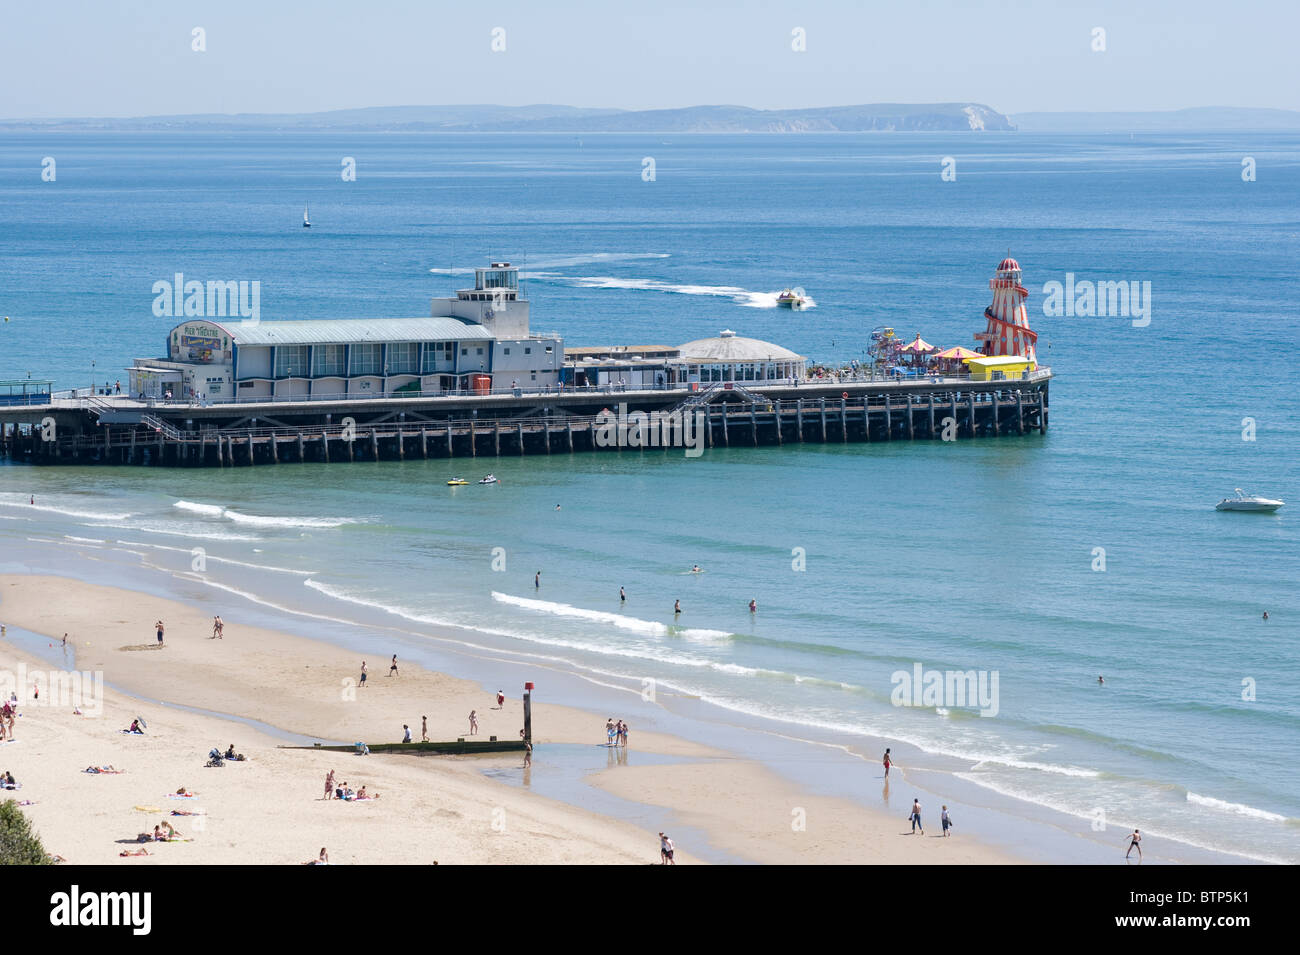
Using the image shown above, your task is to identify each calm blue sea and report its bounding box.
[2,131,1299,862]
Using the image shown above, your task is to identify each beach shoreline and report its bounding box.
[1,571,1023,864]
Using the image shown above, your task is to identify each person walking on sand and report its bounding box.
[389,654,399,677]
[883,748,892,778]
[324,769,335,800]
[468,710,478,735]
[618,720,628,747]
[941,805,952,836]
[155,620,165,646]
[359,661,367,688]
[910,798,924,834]
[606,718,616,746]
[496,689,505,709]
[1126,829,1142,860]
[421,715,428,742]
[403,724,412,743]
[660,832,675,865]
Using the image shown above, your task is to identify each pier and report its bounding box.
[0,371,1050,467]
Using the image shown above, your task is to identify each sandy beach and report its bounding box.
[0,573,1017,864]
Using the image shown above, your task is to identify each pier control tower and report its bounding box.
[975,257,1038,363]
[432,262,530,339]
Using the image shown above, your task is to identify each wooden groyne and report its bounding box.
[0,372,1050,467]
[279,739,525,756]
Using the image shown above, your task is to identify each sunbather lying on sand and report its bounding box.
[85,765,122,774]
[172,787,197,797]
[152,821,184,842]
[120,848,149,857]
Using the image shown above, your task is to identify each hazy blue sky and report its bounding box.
[1,0,1295,118]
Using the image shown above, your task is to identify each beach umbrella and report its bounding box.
[135,716,148,730]
[935,346,981,360]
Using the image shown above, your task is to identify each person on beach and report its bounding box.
[62,632,68,647]
[606,719,616,746]
[324,769,336,800]
[496,689,505,709]
[660,832,675,865]
[883,748,892,777]
[523,740,532,768]
[618,720,628,747]
[303,848,329,865]
[155,620,164,646]
[535,570,541,589]
[421,715,428,742]
[910,798,924,834]
[620,586,626,602]
[674,599,681,615]
[941,805,952,836]
[468,710,478,735]
[359,661,367,687]
[127,719,143,734]
[1126,829,1142,860]
[389,654,399,677]
[212,616,223,639]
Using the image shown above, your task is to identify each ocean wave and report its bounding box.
[491,591,732,641]
[63,535,107,545]
[113,540,314,575]
[173,500,359,529]
[1186,792,1288,823]
[88,521,262,543]
[0,497,133,521]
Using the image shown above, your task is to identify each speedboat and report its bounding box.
[1216,489,1284,512]
[777,287,807,310]
[446,478,468,486]
[478,474,499,485]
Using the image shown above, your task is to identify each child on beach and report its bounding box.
[1126,829,1142,860]
[883,748,892,777]
[659,832,675,865]
[941,806,952,836]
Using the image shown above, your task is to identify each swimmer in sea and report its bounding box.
[674,599,681,615]
[749,599,757,613]
[691,565,701,574]
[620,586,625,602]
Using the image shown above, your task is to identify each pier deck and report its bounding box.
[0,370,1051,466]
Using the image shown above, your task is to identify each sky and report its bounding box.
[0,0,1296,119]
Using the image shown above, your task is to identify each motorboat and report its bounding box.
[446,478,468,486]
[1216,489,1284,512]
[777,287,807,310]
[478,474,499,485]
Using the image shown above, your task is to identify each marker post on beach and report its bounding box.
[523,682,533,743]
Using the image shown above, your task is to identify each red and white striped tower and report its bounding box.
[975,257,1038,362]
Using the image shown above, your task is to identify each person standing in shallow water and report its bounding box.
[910,798,924,834]
[359,661,367,688]
[883,748,892,777]
[155,620,164,646]
[1126,829,1142,860]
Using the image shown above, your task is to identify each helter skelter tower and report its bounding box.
[974,257,1038,363]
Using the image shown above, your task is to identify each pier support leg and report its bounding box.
[421,428,428,458]
[271,436,279,464]
[721,406,729,447]
[517,422,525,455]
[298,433,305,462]
[370,430,379,461]
[883,396,892,441]
[773,400,782,445]
[951,394,959,438]
[1016,393,1024,434]
[819,398,827,441]
[906,395,914,440]
[969,392,977,438]
[567,420,574,452]
[494,421,501,456]
[928,396,936,438]
[447,422,454,457]
[840,398,847,441]
[796,399,804,442]
[993,392,1000,436]
[751,408,759,446]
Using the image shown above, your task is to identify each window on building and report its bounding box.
[387,342,418,374]
[476,347,484,355]
[275,345,310,378]
[350,343,382,376]
[503,347,510,355]
[524,347,531,355]
[312,344,346,377]
[461,348,468,357]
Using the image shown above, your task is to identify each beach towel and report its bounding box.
[134,805,162,813]
[84,766,124,774]
[166,793,198,799]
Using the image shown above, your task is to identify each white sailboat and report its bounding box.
[303,203,311,228]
